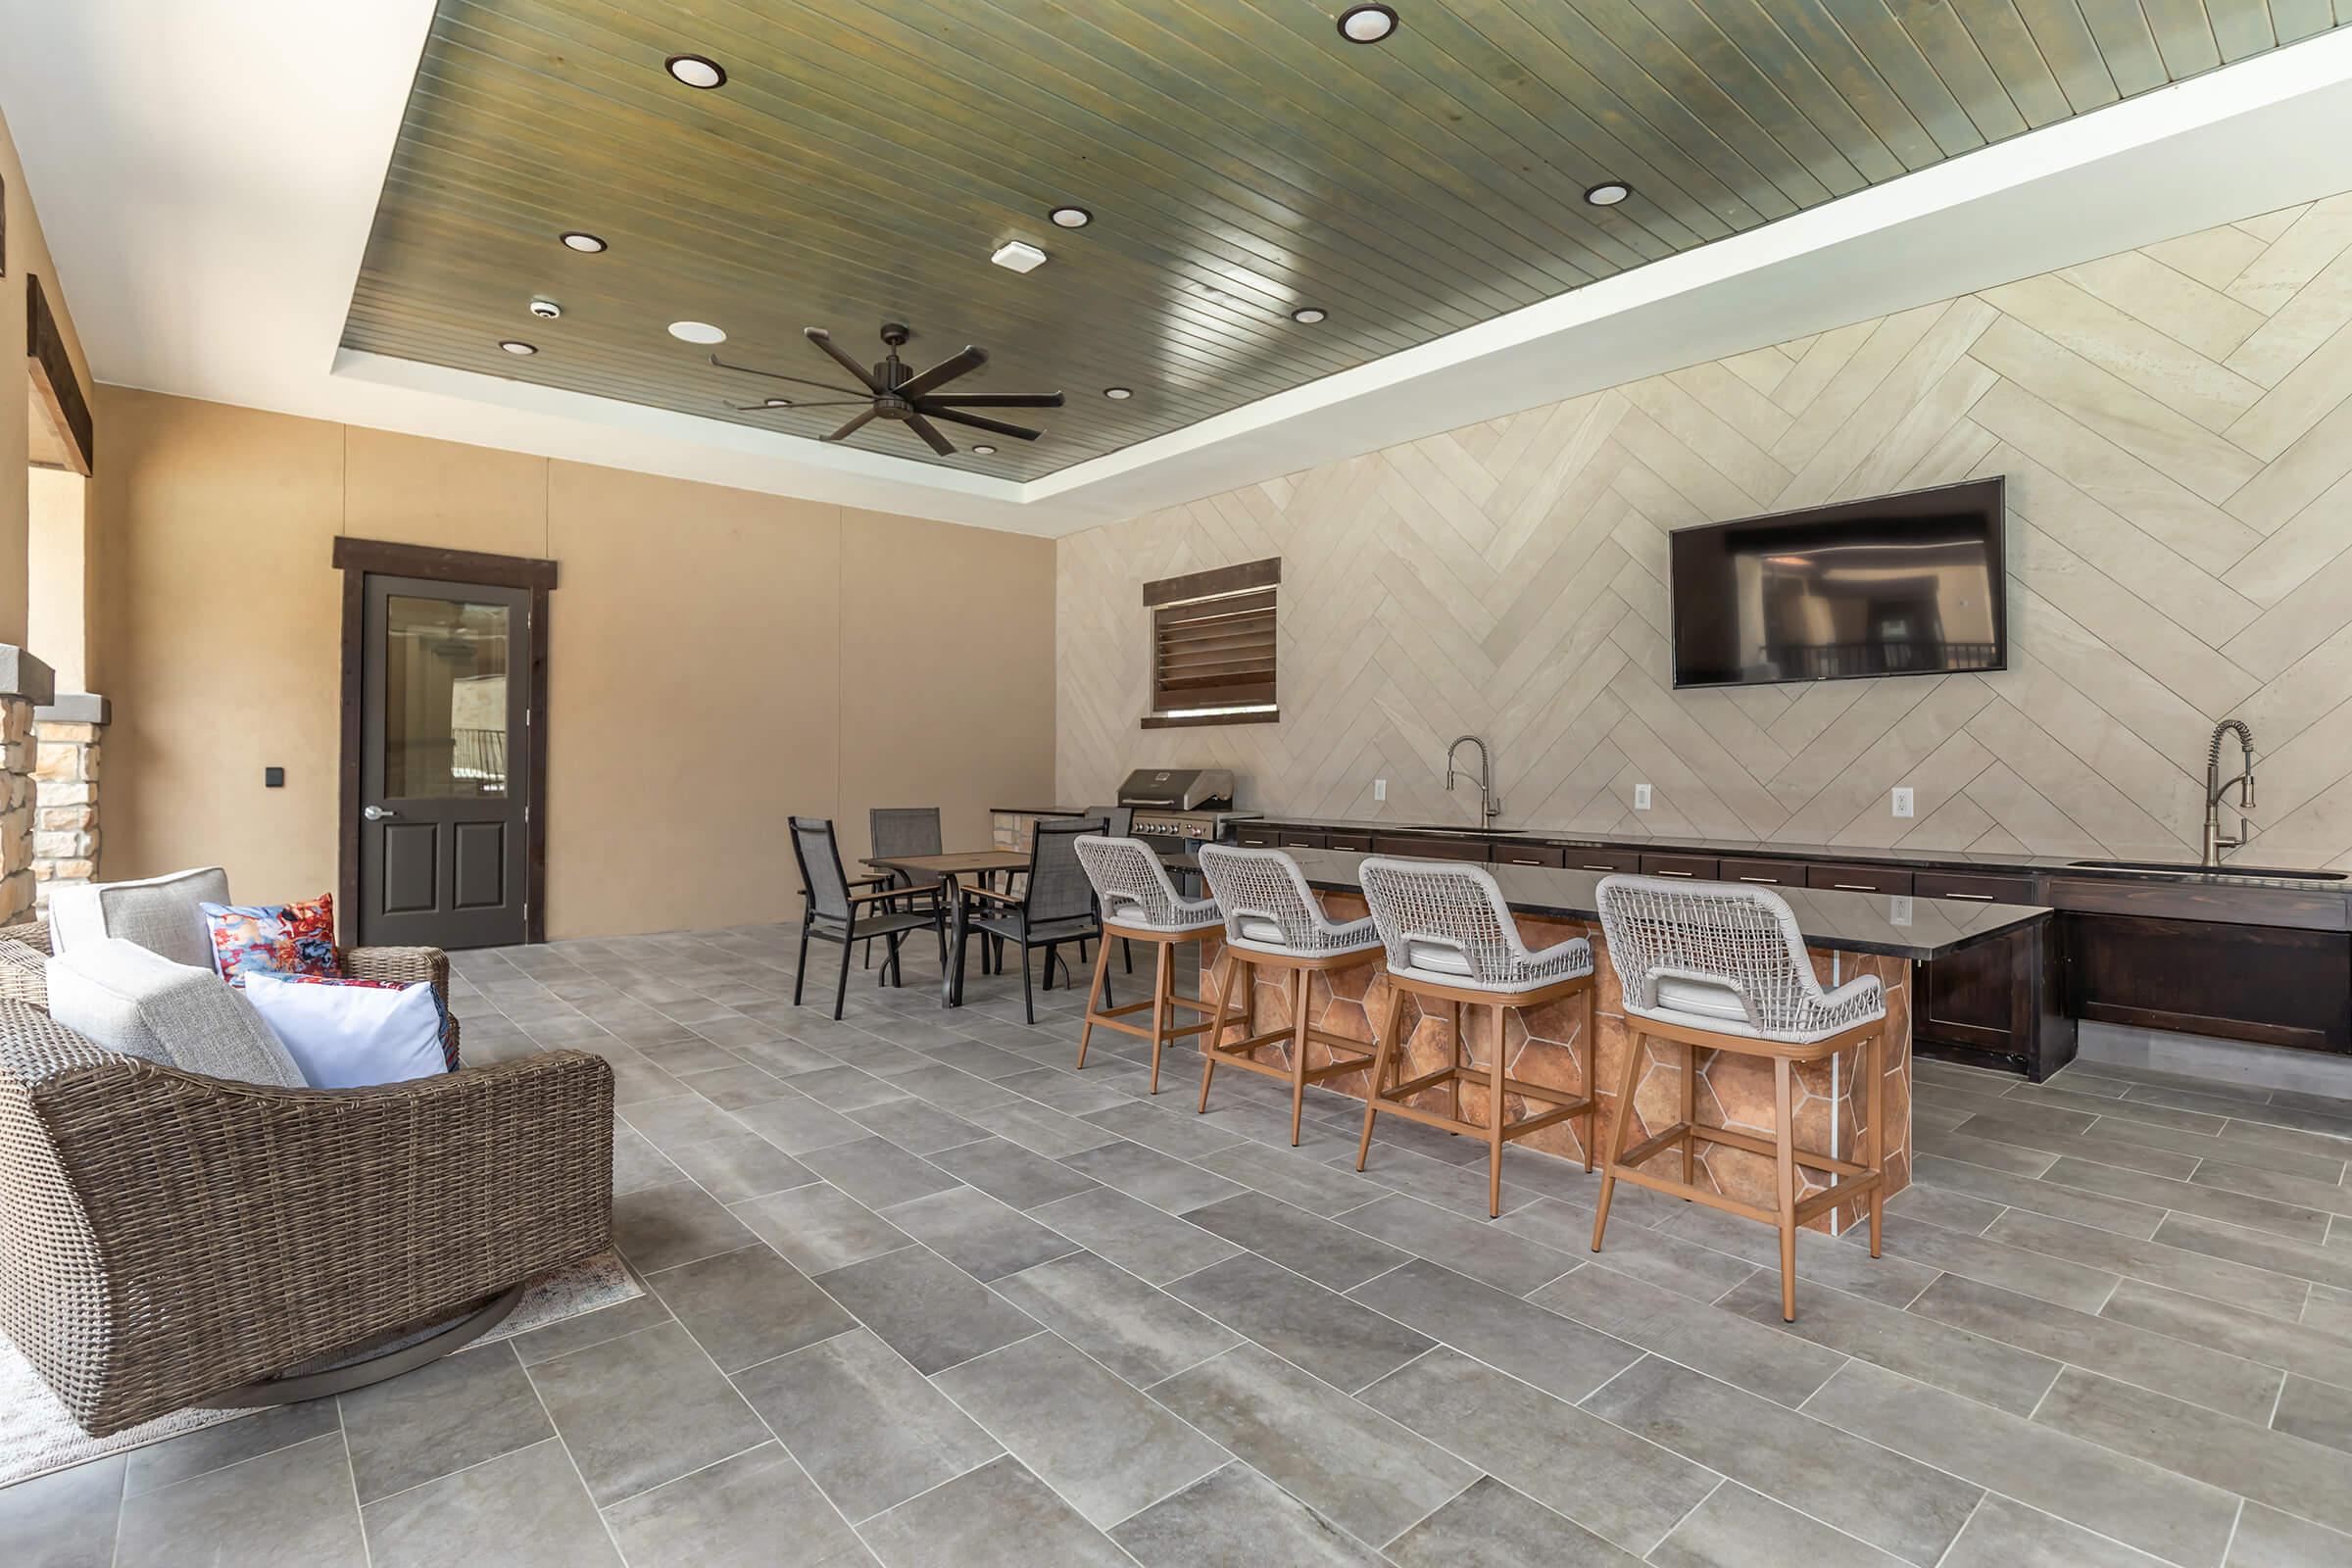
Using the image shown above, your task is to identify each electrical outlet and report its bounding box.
[1373,778,1387,802]
[1634,782,1652,810]
[1891,786,1914,819]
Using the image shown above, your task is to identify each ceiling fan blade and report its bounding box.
[920,407,1044,442]
[822,408,879,443]
[897,345,988,399]
[919,391,1065,409]
[709,354,868,397]
[726,399,870,412]
[906,415,957,457]
[805,327,885,392]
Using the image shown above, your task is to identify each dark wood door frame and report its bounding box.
[333,538,556,945]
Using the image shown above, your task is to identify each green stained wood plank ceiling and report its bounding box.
[343,0,2346,480]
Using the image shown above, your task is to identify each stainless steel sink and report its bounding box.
[2068,858,2347,881]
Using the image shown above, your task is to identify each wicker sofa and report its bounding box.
[0,916,613,1437]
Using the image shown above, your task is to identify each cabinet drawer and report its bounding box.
[1330,833,1374,854]
[1916,870,2034,905]
[1640,854,1720,880]
[1563,848,1643,874]
[1492,844,1567,868]
[1719,857,1799,887]
[1807,862,1914,896]
[1277,829,1330,851]
[1372,834,1492,862]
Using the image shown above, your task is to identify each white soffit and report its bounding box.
[5,3,2352,538]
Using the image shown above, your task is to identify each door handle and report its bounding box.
[364,805,400,822]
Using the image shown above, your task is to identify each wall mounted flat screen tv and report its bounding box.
[1668,477,2006,690]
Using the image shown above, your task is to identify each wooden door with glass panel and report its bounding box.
[359,575,531,948]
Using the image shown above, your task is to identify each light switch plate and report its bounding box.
[1891,786,1915,818]
[1373,778,1387,802]
[1634,783,1653,810]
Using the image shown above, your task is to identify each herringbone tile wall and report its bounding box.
[1058,193,2352,867]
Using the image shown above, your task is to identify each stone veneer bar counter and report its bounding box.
[1197,849,2052,1231]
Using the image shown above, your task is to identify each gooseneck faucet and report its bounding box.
[2202,718,2257,867]
[1446,735,1502,827]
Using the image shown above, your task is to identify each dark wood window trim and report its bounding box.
[25,274,93,476]
[1142,557,1281,730]
[332,537,556,945]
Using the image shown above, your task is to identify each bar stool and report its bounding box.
[1195,845,1384,1145]
[1355,857,1598,1218]
[1072,836,1225,1094]
[1590,874,1888,1322]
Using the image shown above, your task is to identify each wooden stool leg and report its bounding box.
[1448,1000,1463,1128]
[1681,1038,1698,1189]
[1581,988,1597,1173]
[1592,1029,1648,1250]
[1866,1030,1886,1258]
[1148,940,1174,1096]
[1074,935,1114,1070]
[1487,1002,1507,1218]
[1774,1056,1798,1322]
[1199,954,1237,1113]
[1288,968,1312,1147]
[1357,984,1405,1171]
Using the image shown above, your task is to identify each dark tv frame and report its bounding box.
[1666,475,2008,691]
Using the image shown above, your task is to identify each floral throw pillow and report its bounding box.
[200,895,340,987]
[271,973,461,1072]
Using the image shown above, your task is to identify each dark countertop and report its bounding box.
[1244,814,2347,895]
[1270,847,2047,963]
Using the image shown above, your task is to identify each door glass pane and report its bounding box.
[384,594,511,798]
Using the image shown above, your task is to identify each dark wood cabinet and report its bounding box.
[1492,843,1568,868]
[1231,827,1276,848]
[2065,913,2352,1054]
[1330,833,1373,853]
[1277,828,1330,850]
[1371,834,1491,862]
[1639,853,1719,880]
[1719,857,1798,886]
[1806,861,1914,896]
[1916,870,2035,905]
[1564,848,1643,874]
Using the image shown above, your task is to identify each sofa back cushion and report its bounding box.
[48,867,231,971]
[48,938,306,1088]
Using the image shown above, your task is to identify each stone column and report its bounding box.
[32,691,107,907]
[0,648,59,926]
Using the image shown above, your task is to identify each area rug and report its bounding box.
[0,1250,642,1489]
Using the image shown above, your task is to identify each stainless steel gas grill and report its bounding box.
[1115,767,1257,857]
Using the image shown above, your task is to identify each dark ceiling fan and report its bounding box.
[711,321,1064,455]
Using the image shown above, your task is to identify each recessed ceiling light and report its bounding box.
[1050,206,1092,229]
[971,444,998,456]
[1103,386,1132,400]
[1291,307,1327,323]
[560,231,607,253]
[665,53,725,89]
[1585,180,1632,207]
[1338,4,1397,43]
[992,239,1051,273]
[499,340,538,356]
[668,320,727,344]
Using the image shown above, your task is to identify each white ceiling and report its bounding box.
[7,2,2352,538]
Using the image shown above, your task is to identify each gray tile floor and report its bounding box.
[10,926,2352,1566]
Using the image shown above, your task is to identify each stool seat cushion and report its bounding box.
[1106,900,1222,934]
[1388,933,1593,994]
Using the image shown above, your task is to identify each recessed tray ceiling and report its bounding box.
[344,0,2347,480]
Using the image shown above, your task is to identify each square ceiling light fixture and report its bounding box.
[991,239,1050,273]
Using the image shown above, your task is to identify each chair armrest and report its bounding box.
[0,916,52,956]
[0,1003,612,1435]
[0,938,49,1008]
[848,885,931,906]
[960,884,1023,907]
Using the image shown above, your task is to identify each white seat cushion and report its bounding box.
[1237,915,1286,945]
[1654,973,1751,1024]
[245,973,448,1089]
[1401,940,1474,976]
[48,867,231,971]
[48,938,306,1087]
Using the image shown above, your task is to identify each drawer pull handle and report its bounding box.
[1737,875,1779,884]
[1943,892,1994,902]
[1657,869,1695,878]
[1580,864,1617,872]
[1831,883,1879,892]
[1507,858,1543,865]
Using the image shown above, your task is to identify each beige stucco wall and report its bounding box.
[3,103,93,654]
[88,386,1056,940]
